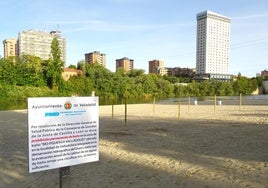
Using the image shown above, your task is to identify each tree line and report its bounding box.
[0,39,262,101]
[0,56,261,100]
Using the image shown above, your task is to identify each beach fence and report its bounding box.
[104,94,268,123]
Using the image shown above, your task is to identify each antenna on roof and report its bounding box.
[49,24,61,36]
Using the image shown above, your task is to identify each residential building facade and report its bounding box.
[261,70,268,77]
[3,38,18,59]
[196,10,231,80]
[18,30,66,64]
[148,59,166,75]
[85,51,106,67]
[157,67,168,76]
[116,57,134,72]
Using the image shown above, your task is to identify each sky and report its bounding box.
[1,0,268,77]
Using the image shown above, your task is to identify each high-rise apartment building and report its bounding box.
[3,38,18,58]
[148,60,167,76]
[18,30,66,63]
[196,10,231,80]
[148,60,164,73]
[116,57,134,72]
[85,51,106,67]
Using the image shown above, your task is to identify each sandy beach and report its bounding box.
[0,103,267,188]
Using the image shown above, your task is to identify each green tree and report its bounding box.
[68,64,77,69]
[233,76,256,95]
[77,60,85,71]
[163,75,180,84]
[0,58,16,85]
[256,76,264,87]
[127,69,145,77]
[64,76,94,96]
[84,63,114,96]
[198,81,210,96]
[16,55,45,86]
[46,38,64,89]
[174,84,190,97]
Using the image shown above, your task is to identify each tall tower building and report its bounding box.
[85,51,106,67]
[116,57,134,72]
[196,10,231,80]
[3,38,18,59]
[18,30,66,64]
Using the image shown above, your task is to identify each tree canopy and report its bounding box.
[45,37,64,89]
[0,37,261,101]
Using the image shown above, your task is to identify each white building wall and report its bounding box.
[18,30,66,64]
[196,11,231,75]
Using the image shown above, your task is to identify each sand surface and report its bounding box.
[0,103,267,188]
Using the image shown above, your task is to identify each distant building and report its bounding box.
[116,57,134,72]
[3,38,18,59]
[149,60,164,73]
[85,51,106,67]
[62,68,82,81]
[158,67,168,76]
[261,70,268,77]
[196,10,231,80]
[148,59,167,76]
[18,30,66,64]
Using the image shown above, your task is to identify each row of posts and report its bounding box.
[177,94,243,119]
[115,94,243,124]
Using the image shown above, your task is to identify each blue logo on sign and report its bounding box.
[45,112,60,117]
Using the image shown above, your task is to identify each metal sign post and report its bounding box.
[60,167,70,188]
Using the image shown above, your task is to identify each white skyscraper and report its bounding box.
[196,10,231,80]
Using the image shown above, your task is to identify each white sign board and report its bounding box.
[28,97,99,173]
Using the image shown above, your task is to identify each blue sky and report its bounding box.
[1,0,267,77]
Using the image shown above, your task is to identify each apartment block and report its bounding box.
[196,10,231,80]
[148,60,168,76]
[148,60,164,73]
[261,70,268,77]
[116,57,134,72]
[3,38,18,58]
[18,30,66,64]
[85,51,106,67]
